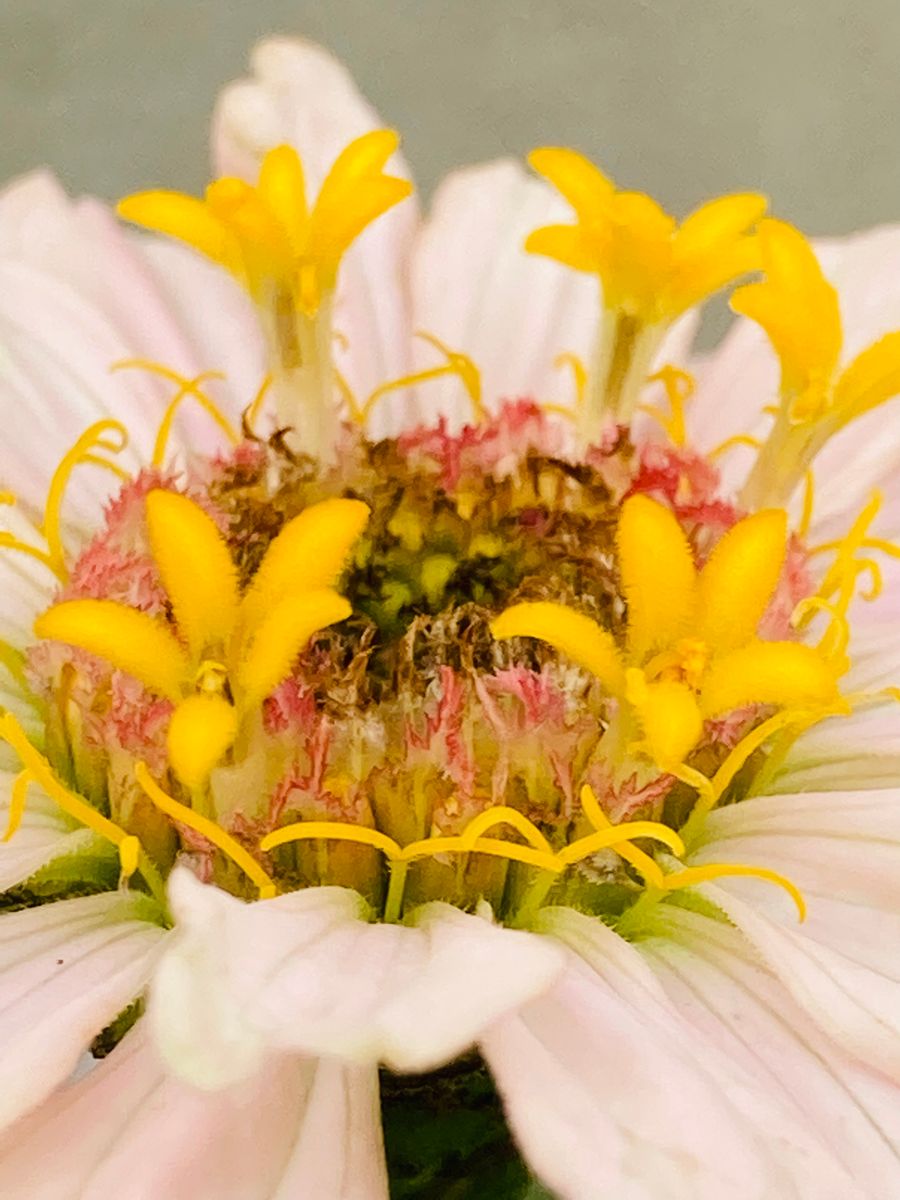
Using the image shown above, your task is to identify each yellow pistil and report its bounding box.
[0,420,130,582]
[526,146,765,438]
[492,494,839,798]
[733,220,900,507]
[135,762,275,899]
[111,360,240,465]
[0,713,165,904]
[35,490,369,795]
[580,786,805,923]
[118,136,412,459]
[638,365,694,448]
[260,797,685,923]
[357,332,485,427]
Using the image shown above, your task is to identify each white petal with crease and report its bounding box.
[151,869,564,1088]
[0,1022,387,1200]
[0,890,167,1129]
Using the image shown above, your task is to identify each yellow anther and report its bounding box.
[361,332,484,426]
[112,360,239,467]
[135,762,276,899]
[0,714,166,906]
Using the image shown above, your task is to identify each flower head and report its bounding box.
[0,34,899,1200]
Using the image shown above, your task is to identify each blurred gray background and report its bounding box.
[1,0,899,234]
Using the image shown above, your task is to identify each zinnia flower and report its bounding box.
[0,35,899,1200]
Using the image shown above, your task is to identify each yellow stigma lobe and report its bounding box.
[526,146,765,433]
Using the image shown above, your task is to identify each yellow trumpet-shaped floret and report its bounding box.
[526,147,766,433]
[733,219,900,507]
[118,135,412,459]
[492,494,838,779]
[35,490,369,792]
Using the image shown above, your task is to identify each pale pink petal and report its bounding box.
[151,870,564,1087]
[766,704,900,794]
[213,37,418,431]
[643,905,899,1199]
[483,907,843,1200]
[0,891,167,1129]
[0,1022,386,1200]
[688,788,900,1080]
[0,774,110,891]
[0,173,248,466]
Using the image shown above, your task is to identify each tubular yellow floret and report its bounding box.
[736,223,900,507]
[525,147,765,432]
[135,762,276,899]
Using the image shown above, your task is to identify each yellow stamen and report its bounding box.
[361,333,484,426]
[244,373,273,436]
[639,365,694,447]
[798,469,815,537]
[111,360,239,466]
[2,769,32,842]
[708,433,762,462]
[39,420,131,581]
[456,805,555,854]
[553,352,588,411]
[0,714,164,901]
[261,821,403,859]
[661,862,806,921]
[135,762,275,899]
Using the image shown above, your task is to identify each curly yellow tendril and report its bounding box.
[0,714,164,902]
[0,420,130,581]
[261,797,685,923]
[135,762,276,900]
[579,787,806,921]
[111,359,240,466]
[638,365,694,447]
[358,331,485,426]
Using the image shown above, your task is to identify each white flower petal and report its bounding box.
[151,869,564,1088]
[410,159,595,426]
[213,37,418,431]
[0,890,167,1129]
[0,773,111,891]
[643,905,899,1198]
[483,907,841,1200]
[689,788,900,1080]
[0,1022,386,1200]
